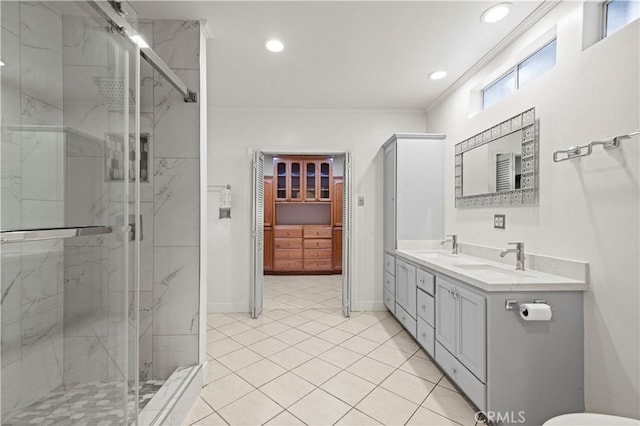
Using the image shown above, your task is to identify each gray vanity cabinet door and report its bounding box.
[395,262,408,317]
[435,278,457,355]
[456,286,486,381]
[405,263,417,319]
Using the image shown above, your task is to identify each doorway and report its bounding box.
[251,150,352,319]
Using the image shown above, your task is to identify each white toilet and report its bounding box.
[544,413,640,425]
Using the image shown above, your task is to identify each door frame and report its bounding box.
[249,148,353,318]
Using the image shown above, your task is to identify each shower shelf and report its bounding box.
[0,225,125,244]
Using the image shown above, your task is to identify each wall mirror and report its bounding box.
[455,108,537,208]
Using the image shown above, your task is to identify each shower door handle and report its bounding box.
[0,225,126,244]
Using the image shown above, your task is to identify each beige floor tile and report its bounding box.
[200,374,254,410]
[288,389,351,426]
[316,328,353,345]
[358,325,397,344]
[182,397,215,425]
[383,333,420,354]
[298,309,328,320]
[320,371,376,406]
[316,313,348,327]
[240,315,274,326]
[334,319,371,335]
[236,358,287,388]
[380,369,436,404]
[407,407,461,426]
[230,328,270,346]
[399,354,444,384]
[217,321,253,337]
[335,409,382,426]
[422,386,477,426]
[279,314,312,327]
[273,328,312,346]
[262,309,293,321]
[318,346,362,369]
[292,358,341,386]
[367,344,413,368]
[259,372,316,408]
[257,321,293,336]
[192,412,228,425]
[217,347,263,372]
[207,337,243,358]
[208,315,237,329]
[263,410,307,426]
[339,335,380,355]
[346,357,395,385]
[248,337,290,357]
[268,346,313,370]
[204,360,232,385]
[351,313,383,327]
[206,329,227,344]
[217,390,283,426]
[355,387,418,426]
[296,320,331,335]
[438,375,459,393]
[294,336,334,356]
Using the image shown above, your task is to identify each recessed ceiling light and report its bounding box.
[481,3,512,23]
[429,70,447,80]
[265,39,284,53]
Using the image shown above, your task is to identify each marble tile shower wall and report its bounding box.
[143,19,201,380]
[1,2,65,419]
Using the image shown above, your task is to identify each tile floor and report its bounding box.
[184,275,481,425]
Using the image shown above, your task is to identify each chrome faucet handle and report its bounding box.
[507,241,523,246]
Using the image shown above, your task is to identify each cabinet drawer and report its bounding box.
[303,226,332,238]
[384,253,395,275]
[417,289,435,327]
[274,259,303,270]
[304,249,332,259]
[417,268,435,295]
[384,271,395,295]
[274,226,303,238]
[435,342,486,411]
[304,239,332,249]
[417,317,435,358]
[274,249,302,259]
[303,259,333,271]
[384,289,395,315]
[274,238,302,249]
[395,303,417,339]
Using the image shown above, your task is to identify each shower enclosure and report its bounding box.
[1,1,204,424]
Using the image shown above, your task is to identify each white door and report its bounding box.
[251,151,265,319]
[342,152,352,317]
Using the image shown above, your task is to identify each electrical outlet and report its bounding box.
[358,196,365,206]
[494,214,506,229]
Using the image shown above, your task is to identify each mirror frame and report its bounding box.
[455,107,537,208]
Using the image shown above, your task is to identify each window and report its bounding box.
[605,0,640,37]
[482,39,557,110]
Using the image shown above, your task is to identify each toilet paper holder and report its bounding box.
[505,299,547,310]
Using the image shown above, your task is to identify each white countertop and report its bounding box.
[395,249,588,292]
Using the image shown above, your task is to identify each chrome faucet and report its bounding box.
[500,242,526,270]
[440,234,459,255]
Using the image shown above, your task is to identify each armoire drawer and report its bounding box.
[417,317,435,358]
[274,226,303,238]
[384,271,395,295]
[417,268,435,295]
[384,289,395,314]
[384,253,395,275]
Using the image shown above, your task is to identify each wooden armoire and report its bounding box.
[263,156,343,274]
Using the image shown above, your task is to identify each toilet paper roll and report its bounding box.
[519,303,552,321]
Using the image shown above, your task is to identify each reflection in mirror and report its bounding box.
[454,108,536,208]
[462,131,522,196]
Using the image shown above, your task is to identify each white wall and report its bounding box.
[425,2,639,419]
[208,109,425,312]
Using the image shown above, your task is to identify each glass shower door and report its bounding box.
[1,1,140,424]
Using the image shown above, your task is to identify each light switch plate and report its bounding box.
[494,214,505,229]
[358,196,365,206]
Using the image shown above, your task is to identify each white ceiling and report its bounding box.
[133,1,544,110]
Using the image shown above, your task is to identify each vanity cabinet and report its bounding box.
[381,133,445,321]
[435,276,486,382]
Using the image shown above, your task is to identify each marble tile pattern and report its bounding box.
[151,19,201,381]
[184,276,484,426]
